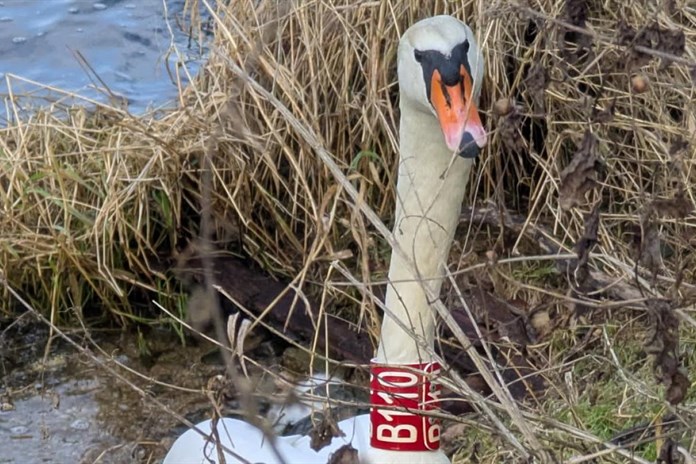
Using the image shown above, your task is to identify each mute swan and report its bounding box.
[163,15,486,464]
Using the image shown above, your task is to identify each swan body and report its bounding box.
[163,15,486,464]
[164,415,371,464]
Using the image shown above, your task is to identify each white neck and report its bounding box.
[375,100,473,364]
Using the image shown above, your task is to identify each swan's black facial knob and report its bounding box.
[414,40,486,158]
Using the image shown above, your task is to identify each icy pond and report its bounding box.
[0,0,206,118]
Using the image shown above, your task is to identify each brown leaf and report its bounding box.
[650,193,693,219]
[561,0,593,64]
[574,204,601,285]
[666,370,690,405]
[565,0,588,27]
[664,0,677,15]
[669,137,688,156]
[644,299,690,405]
[309,411,345,451]
[327,445,359,464]
[653,24,685,69]
[559,131,600,210]
[592,98,616,123]
[498,109,526,153]
[524,64,547,111]
[638,209,662,278]
[657,438,679,464]
[616,21,653,69]
[617,21,685,69]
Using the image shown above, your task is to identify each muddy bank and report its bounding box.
[0,312,364,463]
[0,318,220,463]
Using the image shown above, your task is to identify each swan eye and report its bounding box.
[414,50,425,63]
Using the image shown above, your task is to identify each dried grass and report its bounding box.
[2,0,696,461]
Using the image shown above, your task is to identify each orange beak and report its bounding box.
[429,67,487,158]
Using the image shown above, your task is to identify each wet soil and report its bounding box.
[0,312,365,464]
[0,317,221,463]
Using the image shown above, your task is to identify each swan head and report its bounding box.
[398,16,487,158]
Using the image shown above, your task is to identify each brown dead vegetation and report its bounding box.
[1,0,696,462]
